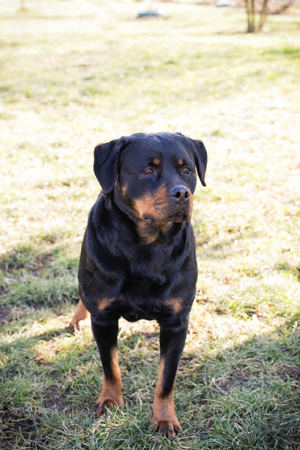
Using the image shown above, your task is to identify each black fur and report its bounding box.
[77,132,207,436]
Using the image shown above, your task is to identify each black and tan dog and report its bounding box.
[70,132,207,438]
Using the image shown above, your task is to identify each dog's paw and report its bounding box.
[68,317,89,334]
[96,396,124,416]
[150,418,182,439]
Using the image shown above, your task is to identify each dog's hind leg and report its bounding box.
[69,299,90,332]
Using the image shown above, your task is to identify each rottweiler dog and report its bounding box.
[70,132,207,438]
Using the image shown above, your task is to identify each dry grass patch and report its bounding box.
[0,0,299,448]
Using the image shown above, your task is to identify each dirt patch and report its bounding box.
[276,366,300,381]
[0,248,54,274]
[0,306,12,324]
[43,384,66,410]
[218,371,252,390]
[32,253,54,274]
[1,412,41,447]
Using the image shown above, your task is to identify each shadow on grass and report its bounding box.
[1,235,299,447]
[180,317,299,447]
[0,238,79,310]
[1,310,299,448]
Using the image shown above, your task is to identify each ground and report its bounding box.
[0,0,299,448]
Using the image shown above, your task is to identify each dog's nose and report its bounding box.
[170,185,190,203]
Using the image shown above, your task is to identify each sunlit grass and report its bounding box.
[0,0,299,448]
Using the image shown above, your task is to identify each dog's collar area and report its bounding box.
[136,220,184,246]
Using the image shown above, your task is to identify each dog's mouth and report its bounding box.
[142,209,190,225]
[169,211,190,222]
[137,204,192,243]
[130,184,193,228]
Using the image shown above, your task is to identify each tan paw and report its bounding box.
[96,394,124,416]
[150,418,182,438]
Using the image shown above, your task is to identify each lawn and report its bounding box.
[0,0,299,448]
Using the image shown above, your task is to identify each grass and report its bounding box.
[0,0,300,448]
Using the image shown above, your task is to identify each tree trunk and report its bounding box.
[245,0,252,33]
[245,0,270,32]
[257,0,269,31]
[245,0,255,32]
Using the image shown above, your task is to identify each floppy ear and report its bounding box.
[191,139,207,187]
[94,138,127,193]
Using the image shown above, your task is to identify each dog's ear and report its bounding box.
[94,138,127,193]
[176,133,207,186]
[191,139,207,187]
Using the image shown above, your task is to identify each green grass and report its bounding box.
[0,0,300,448]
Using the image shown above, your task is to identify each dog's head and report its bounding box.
[94,132,207,240]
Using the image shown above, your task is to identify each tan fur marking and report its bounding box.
[152,157,160,166]
[134,184,193,242]
[133,185,169,221]
[150,358,182,438]
[136,222,159,244]
[69,299,90,332]
[136,221,174,245]
[97,298,112,312]
[121,184,128,196]
[134,194,157,219]
[165,298,183,314]
[177,158,184,166]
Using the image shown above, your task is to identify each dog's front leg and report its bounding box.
[151,319,189,438]
[91,320,124,415]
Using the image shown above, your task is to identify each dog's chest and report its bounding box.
[120,275,176,322]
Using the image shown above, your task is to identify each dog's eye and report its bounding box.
[143,167,154,175]
[182,167,191,175]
